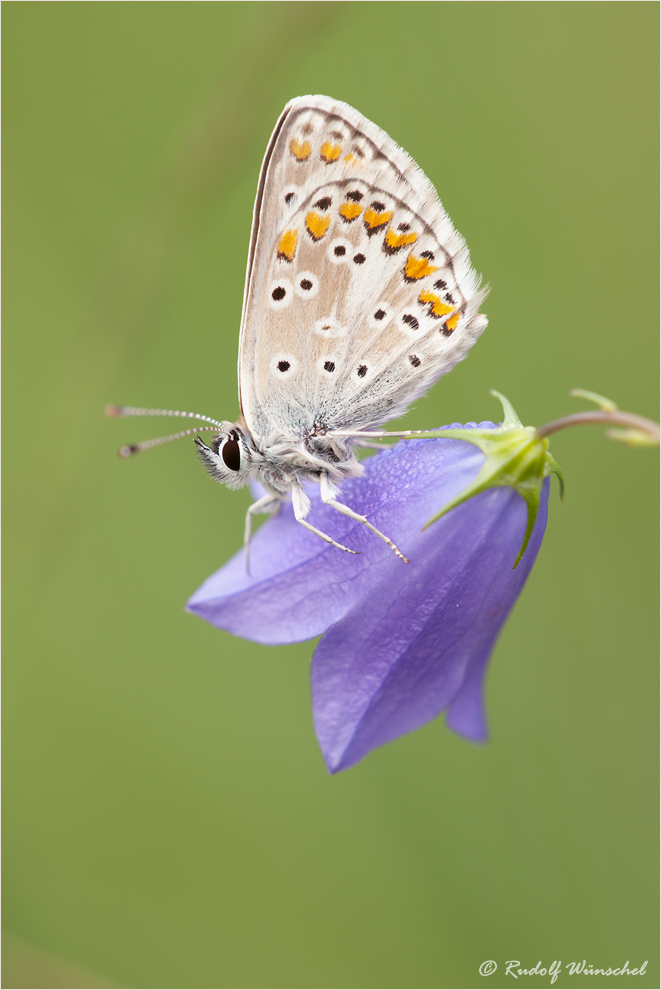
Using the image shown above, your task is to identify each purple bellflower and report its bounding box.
[187,413,551,773]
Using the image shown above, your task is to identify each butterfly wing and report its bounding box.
[237,95,488,447]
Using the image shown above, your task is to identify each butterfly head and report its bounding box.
[107,406,260,491]
[195,423,256,491]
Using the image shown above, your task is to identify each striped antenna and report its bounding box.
[105,405,224,459]
[105,405,224,429]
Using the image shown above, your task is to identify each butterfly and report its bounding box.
[109,95,488,563]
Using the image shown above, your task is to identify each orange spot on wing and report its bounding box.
[445,312,460,332]
[418,290,453,319]
[320,141,342,162]
[290,139,311,161]
[277,229,298,262]
[384,228,418,252]
[305,211,331,241]
[342,153,364,169]
[364,207,393,230]
[404,254,438,281]
[339,202,362,221]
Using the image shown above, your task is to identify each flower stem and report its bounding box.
[536,410,660,444]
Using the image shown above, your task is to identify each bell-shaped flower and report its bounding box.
[187,411,551,773]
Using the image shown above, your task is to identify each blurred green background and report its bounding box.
[3,3,658,988]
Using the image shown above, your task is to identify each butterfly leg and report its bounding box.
[319,474,409,563]
[291,485,360,555]
[244,492,284,572]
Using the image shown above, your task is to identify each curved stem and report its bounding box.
[536,410,660,443]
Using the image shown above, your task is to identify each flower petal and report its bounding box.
[186,428,494,644]
[311,484,549,772]
[186,425,549,773]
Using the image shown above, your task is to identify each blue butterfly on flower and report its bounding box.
[187,410,551,773]
[184,386,657,772]
[108,93,659,772]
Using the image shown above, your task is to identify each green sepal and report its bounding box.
[421,391,564,568]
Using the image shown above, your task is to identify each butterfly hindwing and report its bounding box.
[238,96,488,445]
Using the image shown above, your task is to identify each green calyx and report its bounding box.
[422,391,564,568]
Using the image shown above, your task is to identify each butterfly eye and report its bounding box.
[221,434,241,472]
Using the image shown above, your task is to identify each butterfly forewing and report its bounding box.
[238,95,487,446]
